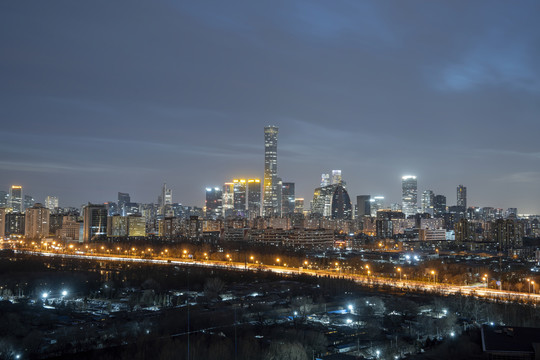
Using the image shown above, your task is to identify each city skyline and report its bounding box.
[1,1,539,213]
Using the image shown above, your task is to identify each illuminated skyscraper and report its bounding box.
[370,196,385,217]
[457,185,467,209]
[320,174,330,187]
[433,195,447,217]
[331,185,352,220]
[247,179,261,218]
[44,196,59,210]
[331,170,342,185]
[233,179,247,215]
[9,186,23,213]
[421,190,434,215]
[263,125,279,217]
[0,191,8,207]
[159,183,173,216]
[281,182,295,216]
[23,195,35,211]
[401,176,418,217]
[222,182,234,217]
[118,192,130,215]
[82,203,107,242]
[294,198,304,214]
[205,187,223,219]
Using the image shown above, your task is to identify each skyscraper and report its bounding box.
[44,196,59,210]
[401,176,418,217]
[247,179,261,218]
[159,183,173,216]
[281,182,295,216]
[421,190,434,215]
[331,185,352,220]
[9,185,23,213]
[0,191,8,207]
[294,198,304,214]
[370,196,385,217]
[433,195,447,217]
[233,179,247,215]
[457,185,467,209]
[222,182,234,217]
[23,195,35,211]
[205,187,223,219]
[356,195,371,218]
[320,174,330,187]
[118,192,130,214]
[331,170,342,185]
[82,203,107,242]
[263,125,279,217]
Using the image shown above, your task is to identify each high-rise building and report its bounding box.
[263,125,279,217]
[159,183,173,216]
[5,213,25,235]
[222,182,234,217]
[205,187,223,220]
[294,198,304,214]
[123,202,140,216]
[9,186,23,213]
[127,215,146,237]
[44,196,59,210]
[331,185,352,220]
[0,191,8,207]
[320,174,330,187]
[457,185,467,209]
[82,203,107,242]
[281,182,295,216]
[331,170,342,185]
[233,179,247,215]
[356,195,371,218]
[433,195,447,217]
[370,196,385,217]
[0,208,6,238]
[401,175,418,217]
[24,203,50,239]
[247,179,261,218]
[421,190,434,215]
[118,192,130,214]
[23,195,35,211]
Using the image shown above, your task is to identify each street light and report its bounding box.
[431,270,436,283]
[527,278,532,293]
[397,267,402,281]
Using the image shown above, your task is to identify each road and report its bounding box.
[10,248,540,304]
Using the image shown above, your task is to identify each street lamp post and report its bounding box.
[528,278,531,293]
[397,267,402,281]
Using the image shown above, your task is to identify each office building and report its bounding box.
[123,202,140,216]
[205,187,223,220]
[263,125,279,217]
[295,198,304,214]
[421,190,434,215]
[433,195,447,217]
[370,196,385,217]
[159,183,173,216]
[9,185,23,213]
[281,182,295,216]
[457,185,467,210]
[0,191,7,207]
[118,192,130,214]
[401,175,418,217]
[247,179,261,218]
[5,213,25,235]
[320,174,330,187]
[127,215,146,237]
[331,185,352,220]
[356,195,371,218]
[82,203,107,242]
[24,203,50,239]
[233,179,247,214]
[44,196,59,210]
[222,182,234,217]
[331,170,342,185]
[23,195,35,211]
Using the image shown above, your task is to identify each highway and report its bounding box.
[10,248,540,304]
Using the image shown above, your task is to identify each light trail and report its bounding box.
[12,249,540,304]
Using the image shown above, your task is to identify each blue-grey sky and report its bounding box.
[1,1,539,213]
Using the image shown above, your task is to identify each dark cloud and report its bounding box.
[1,0,539,212]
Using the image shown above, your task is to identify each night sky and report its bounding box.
[1,1,539,213]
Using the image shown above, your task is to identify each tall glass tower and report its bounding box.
[457,185,467,209]
[401,175,417,217]
[263,126,279,216]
